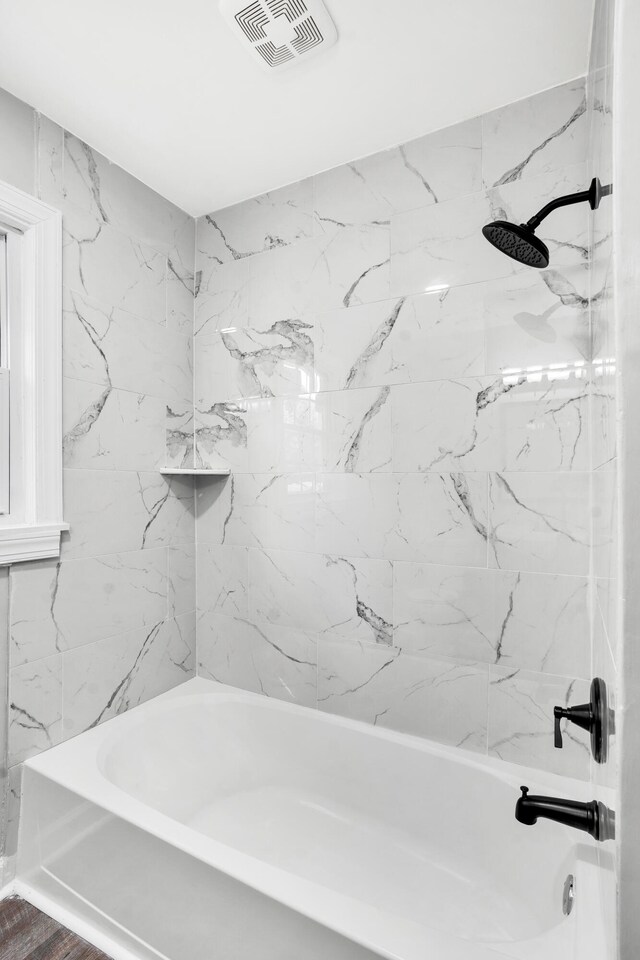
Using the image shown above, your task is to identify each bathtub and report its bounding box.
[16,677,610,960]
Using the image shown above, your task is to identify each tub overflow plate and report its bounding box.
[562,874,575,916]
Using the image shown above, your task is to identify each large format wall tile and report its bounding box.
[249,548,393,644]
[317,640,488,752]
[314,290,484,393]
[9,657,63,766]
[11,550,168,659]
[393,563,590,677]
[313,117,481,226]
[199,179,316,264]
[482,79,587,188]
[488,472,590,575]
[315,472,489,566]
[63,134,193,258]
[391,373,590,473]
[62,470,194,559]
[62,613,196,737]
[197,544,249,618]
[391,191,511,295]
[63,288,192,406]
[487,668,590,779]
[197,612,317,706]
[64,219,167,324]
[63,380,166,472]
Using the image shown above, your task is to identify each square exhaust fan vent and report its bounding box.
[220,0,337,70]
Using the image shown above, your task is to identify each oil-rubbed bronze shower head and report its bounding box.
[482,221,549,268]
[482,177,612,269]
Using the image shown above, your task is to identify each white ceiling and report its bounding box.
[0,0,592,217]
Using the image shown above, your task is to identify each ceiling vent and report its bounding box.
[220,0,337,70]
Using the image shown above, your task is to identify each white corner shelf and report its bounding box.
[160,467,231,477]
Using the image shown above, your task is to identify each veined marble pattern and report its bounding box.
[482,79,587,188]
[197,544,249,618]
[253,224,391,320]
[317,640,488,752]
[390,190,513,296]
[63,379,165,472]
[313,117,481,227]
[62,613,195,737]
[61,469,194,560]
[393,563,590,677]
[214,388,394,475]
[487,668,590,779]
[63,218,167,325]
[391,372,591,473]
[198,613,317,706]
[314,289,484,392]
[166,402,195,469]
[196,401,249,472]
[195,257,251,337]
[10,549,169,663]
[9,657,63,766]
[314,472,489,566]
[488,472,590,575]
[249,548,394,645]
[63,287,192,405]
[196,319,315,403]
[63,134,194,258]
[197,178,316,266]
[204,473,315,553]
[168,544,197,618]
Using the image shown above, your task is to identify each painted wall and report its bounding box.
[193,78,606,780]
[0,86,197,882]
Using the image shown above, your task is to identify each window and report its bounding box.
[0,180,67,564]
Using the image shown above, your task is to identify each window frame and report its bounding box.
[0,233,8,516]
[0,179,67,564]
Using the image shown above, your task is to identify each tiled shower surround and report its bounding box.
[0,72,612,880]
[194,76,608,781]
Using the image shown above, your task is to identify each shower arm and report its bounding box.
[526,177,612,231]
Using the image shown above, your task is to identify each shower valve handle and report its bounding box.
[553,702,592,749]
[553,677,613,763]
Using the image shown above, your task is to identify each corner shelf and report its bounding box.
[160,467,231,477]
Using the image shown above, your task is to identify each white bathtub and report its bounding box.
[16,678,611,960]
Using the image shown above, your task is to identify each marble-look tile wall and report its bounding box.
[0,86,197,880]
[195,78,602,781]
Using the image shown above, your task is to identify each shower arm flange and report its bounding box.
[526,178,613,231]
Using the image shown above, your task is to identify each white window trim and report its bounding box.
[0,179,68,564]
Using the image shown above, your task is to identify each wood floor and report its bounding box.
[0,896,112,960]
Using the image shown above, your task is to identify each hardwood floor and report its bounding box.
[0,896,112,960]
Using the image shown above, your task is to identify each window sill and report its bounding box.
[0,522,70,565]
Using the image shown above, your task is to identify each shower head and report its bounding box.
[482,221,549,269]
[482,177,612,269]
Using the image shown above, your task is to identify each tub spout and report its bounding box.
[515,786,615,841]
